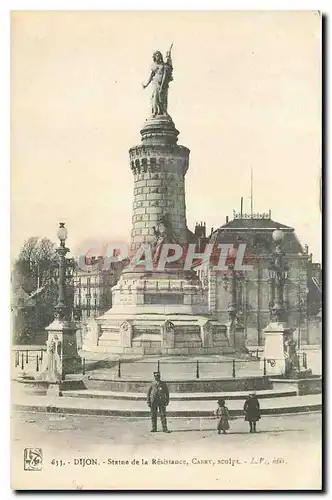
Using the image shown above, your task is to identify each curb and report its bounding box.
[63,390,298,401]
[13,402,322,418]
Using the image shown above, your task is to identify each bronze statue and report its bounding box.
[142,44,173,117]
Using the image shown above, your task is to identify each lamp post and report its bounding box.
[42,222,81,388]
[268,229,288,323]
[55,222,69,321]
[225,247,246,353]
[262,229,295,377]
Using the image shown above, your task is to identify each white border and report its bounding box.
[2,2,329,498]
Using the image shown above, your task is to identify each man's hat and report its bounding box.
[153,371,160,376]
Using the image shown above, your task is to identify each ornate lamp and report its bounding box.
[55,222,70,321]
[42,222,81,385]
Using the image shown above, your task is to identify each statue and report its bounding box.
[38,336,61,383]
[142,44,173,117]
[284,336,300,376]
[152,215,175,266]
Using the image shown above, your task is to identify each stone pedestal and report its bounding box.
[261,322,295,376]
[42,319,82,379]
[93,268,230,355]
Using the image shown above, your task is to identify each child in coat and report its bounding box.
[214,398,230,435]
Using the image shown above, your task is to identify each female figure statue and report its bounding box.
[142,45,173,117]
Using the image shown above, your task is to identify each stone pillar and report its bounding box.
[45,318,81,379]
[261,322,295,376]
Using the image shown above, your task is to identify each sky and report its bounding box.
[11,10,321,261]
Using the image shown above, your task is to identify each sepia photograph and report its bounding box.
[10,10,322,490]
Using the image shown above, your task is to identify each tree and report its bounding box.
[12,237,58,344]
[15,236,58,293]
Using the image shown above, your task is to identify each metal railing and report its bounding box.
[93,357,293,380]
[12,348,310,378]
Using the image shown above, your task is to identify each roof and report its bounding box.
[219,218,293,230]
[210,217,303,255]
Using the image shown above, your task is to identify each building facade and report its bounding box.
[196,211,321,346]
[73,256,124,323]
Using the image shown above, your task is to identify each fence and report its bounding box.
[12,348,308,380]
[12,348,46,374]
[88,354,309,380]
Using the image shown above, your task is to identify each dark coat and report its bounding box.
[147,380,169,407]
[244,396,260,422]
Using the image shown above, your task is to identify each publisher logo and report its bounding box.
[24,448,43,471]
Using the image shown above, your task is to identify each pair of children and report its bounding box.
[214,394,261,434]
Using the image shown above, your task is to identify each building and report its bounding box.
[195,210,321,346]
[73,256,124,323]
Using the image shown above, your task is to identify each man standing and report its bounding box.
[147,371,170,433]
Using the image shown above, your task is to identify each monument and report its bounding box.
[87,47,230,355]
[261,229,297,376]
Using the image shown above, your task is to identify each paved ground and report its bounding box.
[11,411,322,490]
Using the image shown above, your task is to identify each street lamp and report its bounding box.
[54,222,70,321]
[41,222,81,386]
[268,229,288,323]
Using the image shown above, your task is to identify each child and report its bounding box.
[243,393,260,433]
[214,398,230,435]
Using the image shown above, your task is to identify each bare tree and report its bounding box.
[12,237,58,344]
[15,237,58,292]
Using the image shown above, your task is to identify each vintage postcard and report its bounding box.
[11,11,322,490]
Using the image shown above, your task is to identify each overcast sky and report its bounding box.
[11,11,321,261]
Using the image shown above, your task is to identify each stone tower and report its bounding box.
[129,116,189,252]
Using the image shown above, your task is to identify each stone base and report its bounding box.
[85,312,230,355]
[85,269,231,355]
[85,376,270,393]
[269,375,322,396]
[12,377,86,397]
[45,319,82,377]
[261,322,295,376]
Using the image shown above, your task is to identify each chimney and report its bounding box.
[226,216,229,224]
